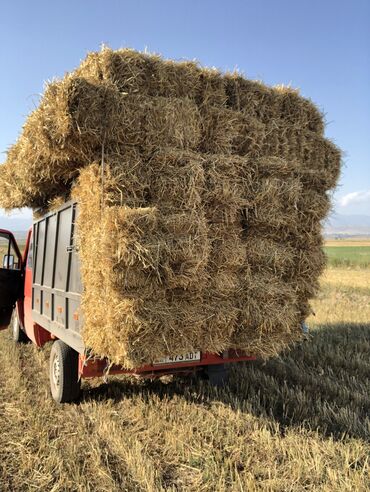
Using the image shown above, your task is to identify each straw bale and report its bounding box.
[200,106,242,154]
[76,47,202,100]
[75,47,161,94]
[206,221,246,297]
[0,161,38,210]
[33,77,202,153]
[232,113,266,156]
[225,74,278,118]
[244,236,297,277]
[255,156,298,177]
[97,150,149,209]
[202,154,254,223]
[297,189,331,226]
[153,58,202,99]
[140,96,202,151]
[77,47,230,106]
[293,245,326,282]
[298,168,338,192]
[200,108,265,156]
[256,155,338,193]
[72,165,158,365]
[73,165,212,365]
[273,85,325,134]
[208,222,247,269]
[99,196,211,294]
[0,144,75,210]
[245,176,303,230]
[0,47,342,365]
[22,76,201,160]
[0,78,202,210]
[263,125,341,178]
[197,68,227,106]
[225,73,324,134]
[210,270,243,296]
[231,274,301,357]
[159,212,211,291]
[145,149,205,211]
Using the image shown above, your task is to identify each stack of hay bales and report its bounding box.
[0,48,341,367]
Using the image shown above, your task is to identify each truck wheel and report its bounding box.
[12,310,29,343]
[49,340,81,403]
[204,364,230,388]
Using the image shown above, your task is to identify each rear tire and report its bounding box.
[49,340,81,403]
[12,310,29,343]
[204,363,230,387]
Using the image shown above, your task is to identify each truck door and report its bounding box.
[0,230,23,329]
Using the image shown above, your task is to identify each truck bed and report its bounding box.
[32,201,85,353]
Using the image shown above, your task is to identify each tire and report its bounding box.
[12,309,29,343]
[204,363,230,388]
[49,340,81,403]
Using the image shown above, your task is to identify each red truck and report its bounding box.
[0,201,255,403]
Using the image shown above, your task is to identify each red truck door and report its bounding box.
[0,230,23,329]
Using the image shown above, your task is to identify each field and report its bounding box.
[0,241,369,490]
[324,239,370,268]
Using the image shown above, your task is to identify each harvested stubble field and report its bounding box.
[0,249,369,490]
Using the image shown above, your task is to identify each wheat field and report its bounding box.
[0,252,369,490]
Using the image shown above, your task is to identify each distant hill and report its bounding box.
[324,214,370,237]
[0,215,31,239]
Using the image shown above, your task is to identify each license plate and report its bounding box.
[153,351,201,365]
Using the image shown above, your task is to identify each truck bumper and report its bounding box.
[79,350,256,379]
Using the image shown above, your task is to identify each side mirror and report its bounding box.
[3,255,14,269]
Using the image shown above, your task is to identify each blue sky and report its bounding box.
[1,0,369,227]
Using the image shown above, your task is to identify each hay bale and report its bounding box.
[225,73,324,134]
[245,176,303,231]
[29,76,202,154]
[0,77,202,209]
[274,85,325,134]
[225,74,278,118]
[77,47,229,106]
[145,149,205,211]
[202,154,254,224]
[0,47,342,366]
[159,212,211,291]
[209,222,247,269]
[197,68,227,106]
[73,165,212,366]
[244,236,297,277]
[76,47,202,100]
[200,106,242,154]
[231,274,301,358]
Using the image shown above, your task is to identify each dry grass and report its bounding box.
[0,265,369,491]
[325,239,370,247]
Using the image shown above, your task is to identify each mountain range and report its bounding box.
[324,213,370,237]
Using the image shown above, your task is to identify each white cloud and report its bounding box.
[339,190,370,207]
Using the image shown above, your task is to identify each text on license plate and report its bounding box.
[154,351,201,365]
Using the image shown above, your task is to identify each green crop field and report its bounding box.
[324,241,370,268]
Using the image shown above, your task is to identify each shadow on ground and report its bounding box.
[81,323,370,442]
